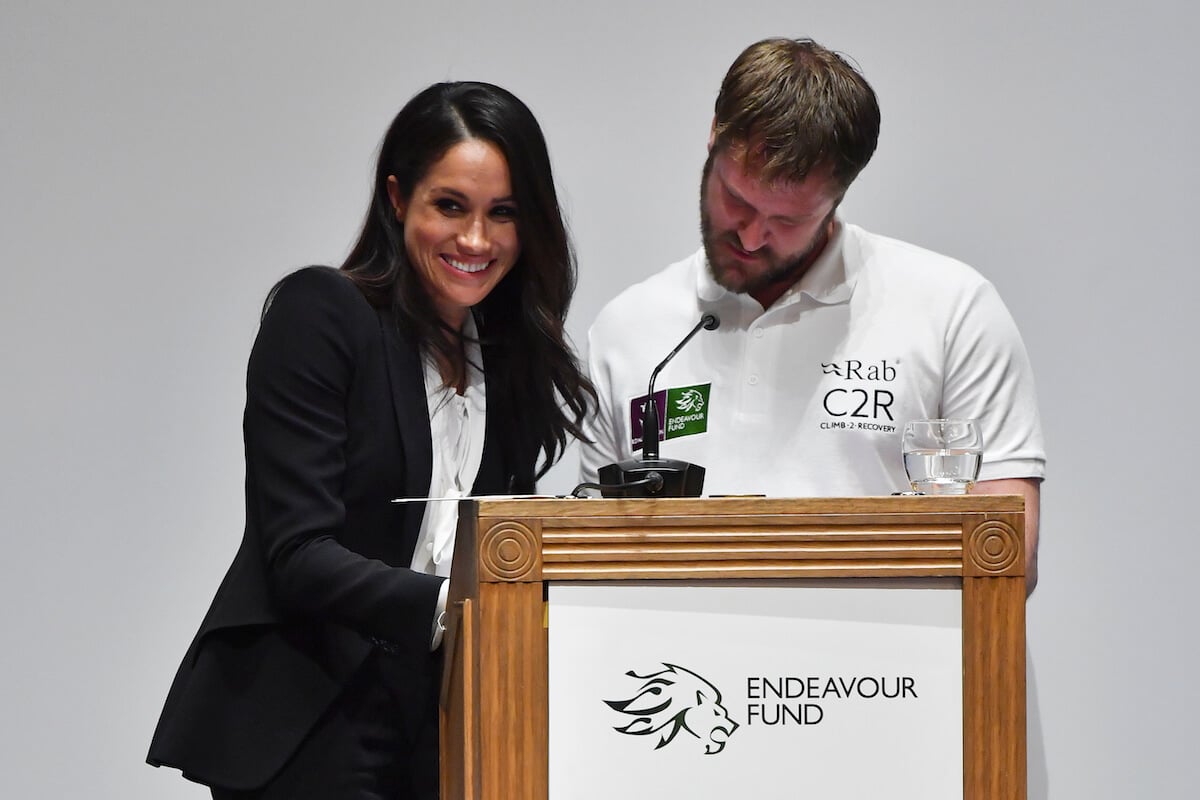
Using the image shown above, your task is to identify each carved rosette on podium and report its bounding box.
[440,496,1026,800]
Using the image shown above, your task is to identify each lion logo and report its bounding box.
[604,663,739,755]
[675,388,705,414]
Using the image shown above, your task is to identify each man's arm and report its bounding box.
[577,324,623,486]
[972,477,1041,596]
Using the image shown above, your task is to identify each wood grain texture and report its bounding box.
[963,576,1027,799]
[963,513,1025,578]
[474,497,1024,583]
[477,581,548,800]
[470,494,1023,519]
[440,598,478,800]
[478,519,541,582]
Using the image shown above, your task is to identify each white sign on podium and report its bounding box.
[548,581,962,799]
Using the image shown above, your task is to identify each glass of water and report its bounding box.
[902,419,983,494]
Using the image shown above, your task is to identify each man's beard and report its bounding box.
[699,154,832,298]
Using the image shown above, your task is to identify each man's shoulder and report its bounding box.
[847,224,990,289]
[590,250,705,337]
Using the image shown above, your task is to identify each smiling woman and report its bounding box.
[146,82,595,800]
[388,139,520,333]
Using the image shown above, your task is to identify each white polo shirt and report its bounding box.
[579,220,1045,496]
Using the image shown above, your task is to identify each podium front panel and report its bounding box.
[548,580,963,799]
[442,496,1025,800]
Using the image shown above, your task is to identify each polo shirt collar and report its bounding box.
[695,216,858,308]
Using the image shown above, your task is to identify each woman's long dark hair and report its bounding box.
[341,81,595,481]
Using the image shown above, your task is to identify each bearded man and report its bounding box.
[579,37,1046,593]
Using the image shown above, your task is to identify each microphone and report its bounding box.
[596,313,720,498]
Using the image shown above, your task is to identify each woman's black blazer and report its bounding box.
[147,267,534,790]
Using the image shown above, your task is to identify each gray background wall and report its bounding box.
[2,1,1196,796]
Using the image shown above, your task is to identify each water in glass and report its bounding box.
[901,419,983,495]
[903,449,981,494]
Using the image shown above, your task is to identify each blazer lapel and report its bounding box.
[378,311,433,501]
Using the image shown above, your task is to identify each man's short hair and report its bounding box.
[712,38,881,192]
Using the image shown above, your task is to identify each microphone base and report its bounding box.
[598,458,706,498]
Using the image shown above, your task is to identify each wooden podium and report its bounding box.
[440,495,1026,799]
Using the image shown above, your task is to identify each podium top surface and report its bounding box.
[465,494,1025,519]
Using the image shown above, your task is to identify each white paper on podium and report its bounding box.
[548,581,962,799]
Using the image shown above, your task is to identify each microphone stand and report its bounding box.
[596,314,719,498]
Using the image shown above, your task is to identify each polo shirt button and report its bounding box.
[748,375,759,385]
[753,328,764,338]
